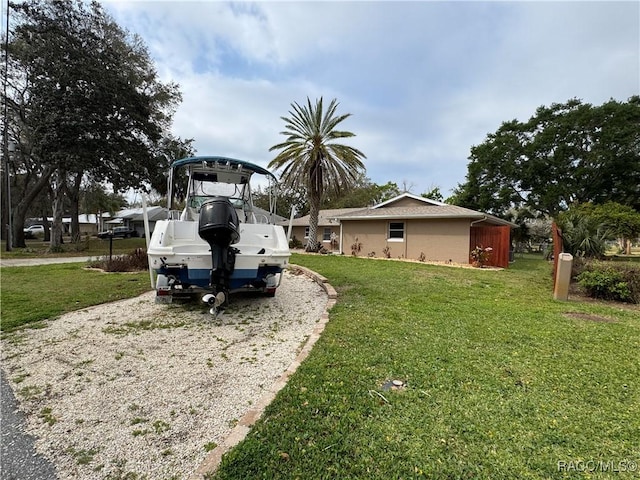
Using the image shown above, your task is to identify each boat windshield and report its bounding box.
[187,178,251,212]
[167,158,278,222]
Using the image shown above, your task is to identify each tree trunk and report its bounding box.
[69,172,82,243]
[49,172,66,252]
[10,165,56,248]
[41,211,50,242]
[306,199,319,252]
[1,168,11,251]
[11,201,28,249]
[306,160,323,252]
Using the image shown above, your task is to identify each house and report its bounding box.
[106,206,168,237]
[66,214,106,236]
[284,193,517,268]
[284,208,363,251]
[26,214,109,236]
[107,205,287,238]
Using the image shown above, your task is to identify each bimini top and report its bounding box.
[171,156,276,180]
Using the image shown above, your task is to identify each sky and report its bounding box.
[102,0,640,199]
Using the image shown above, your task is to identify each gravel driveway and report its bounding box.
[1,268,330,479]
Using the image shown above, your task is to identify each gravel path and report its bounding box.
[1,269,329,479]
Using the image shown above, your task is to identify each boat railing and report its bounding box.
[255,213,270,224]
[169,210,182,220]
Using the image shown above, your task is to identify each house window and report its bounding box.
[388,222,405,241]
[304,227,309,238]
[322,228,331,241]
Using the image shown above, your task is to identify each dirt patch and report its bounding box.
[563,312,617,323]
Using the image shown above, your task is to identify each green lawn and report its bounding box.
[1,253,638,478]
[0,263,150,333]
[212,254,639,479]
[1,236,147,258]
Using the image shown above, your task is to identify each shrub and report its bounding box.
[350,238,362,256]
[72,235,91,252]
[289,236,303,249]
[470,245,493,267]
[88,248,149,272]
[576,260,639,303]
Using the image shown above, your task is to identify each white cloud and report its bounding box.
[102,0,639,198]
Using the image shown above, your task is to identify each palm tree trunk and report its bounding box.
[307,194,320,252]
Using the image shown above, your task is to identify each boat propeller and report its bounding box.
[202,291,227,316]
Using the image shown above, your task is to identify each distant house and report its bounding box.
[27,214,108,236]
[106,206,168,237]
[106,205,286,238]
[283,193,517,268]
[67,214,106,236]
[284,207,363,251]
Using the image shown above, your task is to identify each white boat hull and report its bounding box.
[148,219,290,299]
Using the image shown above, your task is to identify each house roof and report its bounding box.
[338,204,485,220]
[339,206,517,227]
[281,208,364,227]
[61,214,105,224]
[336,193,517,227]
[115,206,168,222]
[281,194,518,228]
[373,192,446,208]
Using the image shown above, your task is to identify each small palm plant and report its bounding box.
[557,210,609,258]
[269,97,366,251]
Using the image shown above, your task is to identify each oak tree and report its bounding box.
[4,0,182,248]
[453,97,640,217]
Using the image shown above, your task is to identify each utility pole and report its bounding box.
[2,0,11,251]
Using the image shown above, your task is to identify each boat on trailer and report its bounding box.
[147,156,290,313]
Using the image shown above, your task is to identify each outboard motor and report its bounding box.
[198,197,240,313]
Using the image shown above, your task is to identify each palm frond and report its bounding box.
[268,96,367,249]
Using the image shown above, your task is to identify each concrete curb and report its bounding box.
[189,265,337,479]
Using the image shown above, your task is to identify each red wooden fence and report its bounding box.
[551,222,563,286]
[469,226,512,268]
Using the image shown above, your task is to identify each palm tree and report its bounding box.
[269,97,366,251]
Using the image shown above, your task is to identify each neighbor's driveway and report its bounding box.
[0,256,93,268]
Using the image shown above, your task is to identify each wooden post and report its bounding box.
[551,222,563,287]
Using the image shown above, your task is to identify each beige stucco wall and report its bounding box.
[288,225,340,250]
[288,226,307,245]
[341,218,472,264]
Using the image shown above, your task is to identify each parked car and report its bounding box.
[97,226,138,239]
[23,224,45,238]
